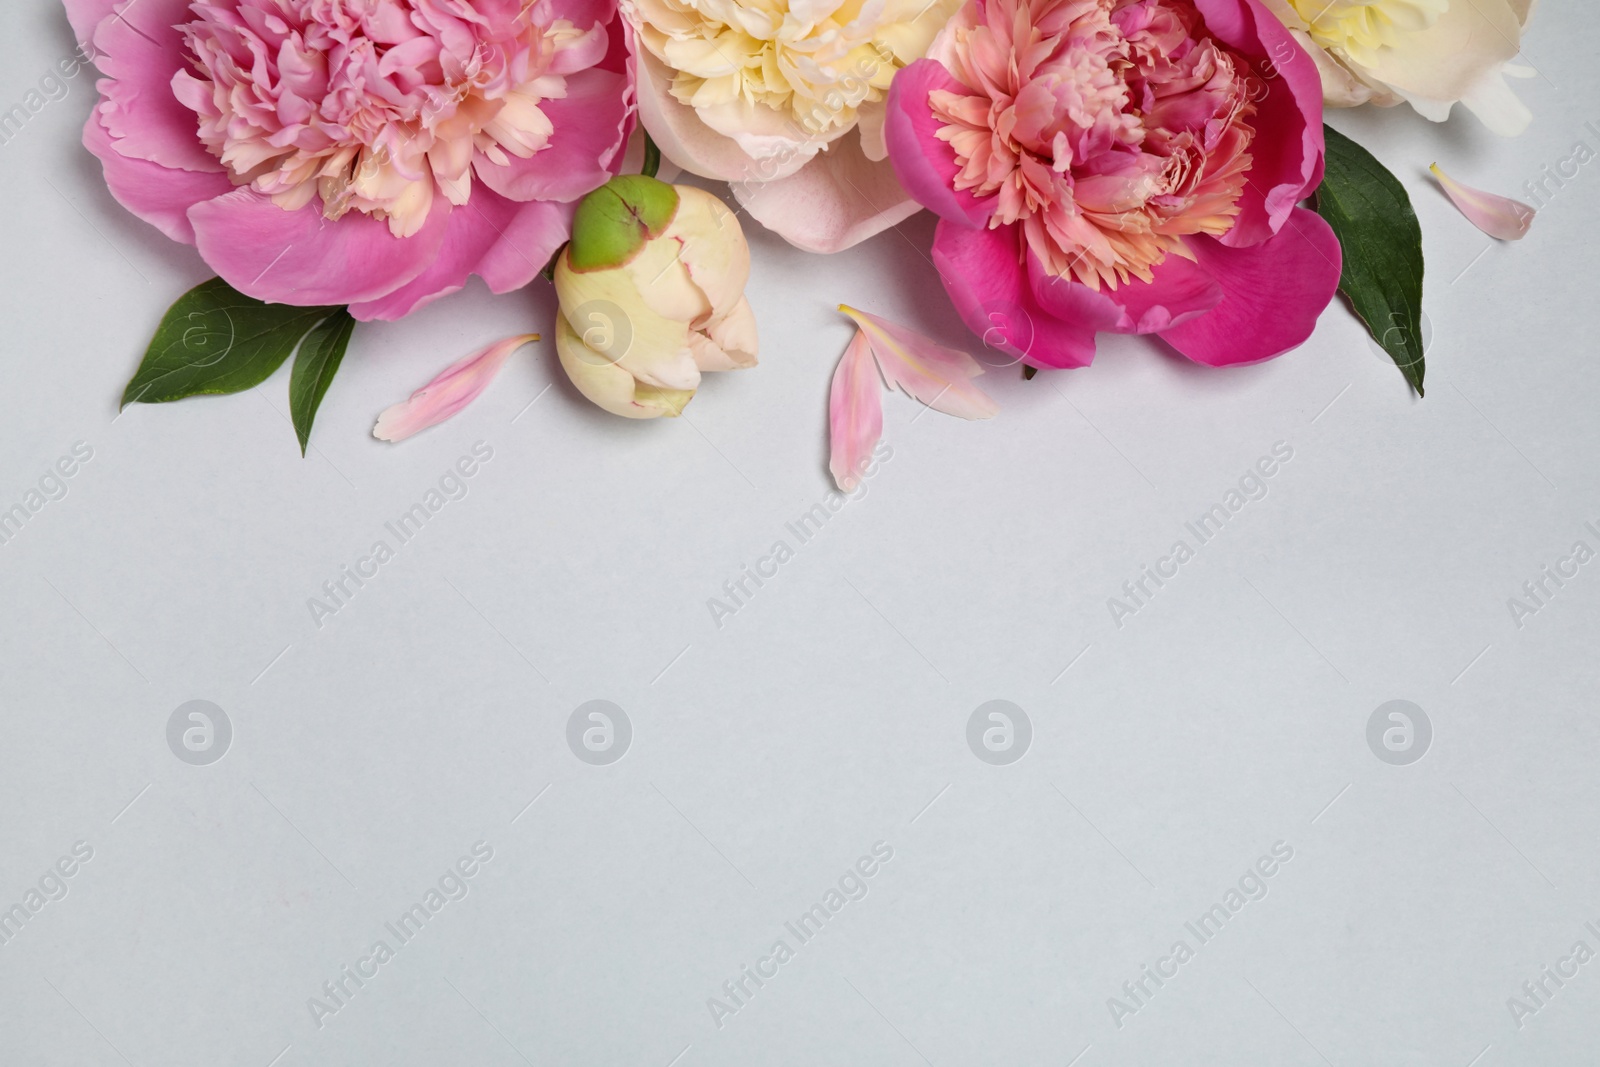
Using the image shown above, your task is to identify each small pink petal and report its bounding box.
[828,329,884,492]
[839,305,999,420]
[373,334,538,442]
[1431,164,1535,241]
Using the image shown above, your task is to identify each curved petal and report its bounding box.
[82,112,233,245]
[733,131,921,254]
[374,334,538,442]
[1158,207,1341,366]
[829,329,884,491]
[668,186,752,318]
[884,58,993,228]
[189,188,451,306]
[473,68,632,204]
[63,0,117,48]
[553,251,701,391]
[532,0,617,42]
[350,193,574,322]
[933,220,1106,370]
[1363,0,1522,107]
[840,305,997,420]
[702,296,758,366]
[1429,163,1534,241]
[91,0,224,175]
[632,45,807,183]
[1451,65,1533,137]
[1194,0,1325,246]
[1028,250,1224,337]
[556,312,693,418]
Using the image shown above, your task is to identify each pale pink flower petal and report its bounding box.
[732,131,921,254]
[1430,164,1535,241]
[828,329,884,491]
[840,306,998,421]
[373,335,538,443]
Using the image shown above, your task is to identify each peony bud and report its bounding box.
[554,176,758,419]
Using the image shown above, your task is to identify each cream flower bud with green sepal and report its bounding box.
[553,176,759,418]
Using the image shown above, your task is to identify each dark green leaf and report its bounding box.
[289,308,356,456]
[122,278,340,408]
[1313,125,1426,396]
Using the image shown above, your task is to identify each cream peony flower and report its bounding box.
[1261,0,1538,134]
[624,0,962,252]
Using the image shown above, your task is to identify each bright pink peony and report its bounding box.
[885,0,1341,367]
[65,0,633,320]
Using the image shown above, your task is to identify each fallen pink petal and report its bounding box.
[1430,164,1536,241]
[373,334,539,443]
[828,329,885,492]
[840,305,999,421]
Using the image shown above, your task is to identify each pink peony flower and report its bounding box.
[65,0,633,320]
[885,0,1342,368]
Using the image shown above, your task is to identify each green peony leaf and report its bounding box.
[1314,124,1427,397]
[289,307,356,456]
[122,278,341,408]
[566,175,680,272]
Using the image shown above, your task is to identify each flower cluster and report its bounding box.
[67,0,1541,450]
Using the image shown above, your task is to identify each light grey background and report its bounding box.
[2,3,1598,1065]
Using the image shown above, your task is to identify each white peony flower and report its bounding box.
[624,0,962,251]
[1261,0,1539,135]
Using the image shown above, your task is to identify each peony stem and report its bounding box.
[642,133,661,179]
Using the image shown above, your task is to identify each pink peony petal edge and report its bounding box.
[934,221,1111,370]
[62,0,117,49]
[828,329,885,491]
[884,59,994,229]
[349,194,573,322]
[83,110,233,244]
[1158,207,1342,366]
[1195,0,1327,247]
[189,188,452,307]
[373,334,539,442]
[1430,163,1535,241]
[472,67,633,204]
[92,0,224,174]
[840,305,998,421]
